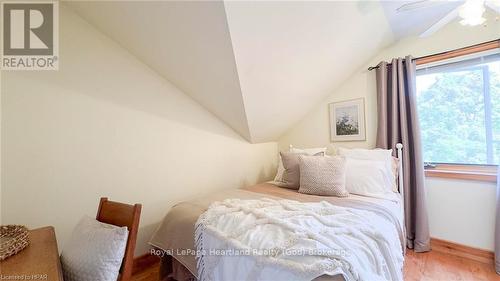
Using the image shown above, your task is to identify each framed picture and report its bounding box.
[329,98,366,142]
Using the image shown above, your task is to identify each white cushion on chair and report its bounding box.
[61,216,129,281]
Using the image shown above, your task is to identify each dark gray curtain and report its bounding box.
[375,56,431,252]
[496,166,500,274]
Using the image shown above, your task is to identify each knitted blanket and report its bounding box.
[195,198,403,281]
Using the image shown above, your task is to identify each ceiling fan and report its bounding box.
[396,0,500,37]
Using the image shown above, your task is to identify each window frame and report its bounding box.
[424,163,497,182]
[415,40,500,182]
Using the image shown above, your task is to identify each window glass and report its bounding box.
[416,54,500,165]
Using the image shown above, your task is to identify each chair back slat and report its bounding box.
[96,197,141,281]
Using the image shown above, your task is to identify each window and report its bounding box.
[416,52,500,166]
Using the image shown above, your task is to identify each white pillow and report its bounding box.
[345,158,394,198]
[290,146,327,155]
[336,147,392,162]
[61,216,129,281]
[337,147,394,192]
[274,155,286,182]
[273,146,327,182]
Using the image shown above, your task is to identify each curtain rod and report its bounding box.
[367,39,500,71]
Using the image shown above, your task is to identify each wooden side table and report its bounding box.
[0,226,63,281]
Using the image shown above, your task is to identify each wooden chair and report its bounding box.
[96,197,142,281]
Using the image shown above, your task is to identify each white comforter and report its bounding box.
[195,198,404,281]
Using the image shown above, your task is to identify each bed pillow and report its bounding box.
[273,155,286,182]
[273,147,326,183]
[280,152,308,189]
[345,158,394,198]
[336,147,392,162]
[337,147,395,192]
[290,146,327,156]
[61,216,129,281]
[391,157,400,192]
[298,155,348,197]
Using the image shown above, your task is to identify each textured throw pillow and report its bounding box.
[274,147,326,183]
[298,155,349,197]
[61,216,129,281]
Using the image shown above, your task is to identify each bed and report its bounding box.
[150,144,406,281]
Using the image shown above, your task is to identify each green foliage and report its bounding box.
[336,114,359,135]
[417,63,500,165]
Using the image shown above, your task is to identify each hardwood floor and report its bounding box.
[132,262,160,281]
[132,251,500,281]
[404,250,499,281]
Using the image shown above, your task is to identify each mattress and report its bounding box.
[149,182,405,280]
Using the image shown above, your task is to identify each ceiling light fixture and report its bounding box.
[459,0,487,26]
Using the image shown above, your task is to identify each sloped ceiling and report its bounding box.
[66,1,252,141]
[224,1,393,142]
[380,1,463,38]
[67,1,394,143]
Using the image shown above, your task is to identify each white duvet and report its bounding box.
[195,198,404,281]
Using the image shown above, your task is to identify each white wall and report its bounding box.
[68,1,253,142]
[279,13,500,251]
[0,5,277,255]
[426,178,496,249]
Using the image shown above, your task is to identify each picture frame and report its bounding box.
[329,98,366,142]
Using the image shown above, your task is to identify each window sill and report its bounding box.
[424,164,498,182]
